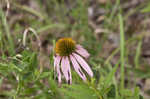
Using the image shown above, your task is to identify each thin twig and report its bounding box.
[5,0,10,17]
[23,27,41,47]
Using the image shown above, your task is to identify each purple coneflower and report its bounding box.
[54,38,93,84]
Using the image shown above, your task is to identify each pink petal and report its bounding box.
[54,56,57,70]
[70,55,87,81]
[72,53,93,77]
[61,56,72,84]
[76,44,90,58]
[54,56,58,70]
[54,56,62,84]
[76,44,83,49]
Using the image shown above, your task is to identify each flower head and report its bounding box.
[54,38,93,84]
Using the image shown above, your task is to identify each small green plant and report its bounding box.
[0,0,149,99]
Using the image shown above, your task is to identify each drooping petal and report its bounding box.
[54,55,62,84]
[54,56,57,70]
[70,54,87,81]
[54,56,59,70]
[72,53,93,77]
[61,56,72,84]
[76,44,90,58]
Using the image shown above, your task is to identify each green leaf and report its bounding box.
[141,3,150,13]
[61,84,98,99]
[121,89,133,97]
[48,74,62,99]
[29,52,38,71]
[128,67,150,78]
[0,63,9,71]
[134,87,140,99]
[107,84,116,98]
[39,72,50,79]
[140,95,144,99]
[102,61,120,92]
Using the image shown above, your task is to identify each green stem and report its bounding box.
[118,14,125,98]
[104,30,147,65]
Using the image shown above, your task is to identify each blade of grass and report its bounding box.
[109,0,120,21]
[0,31,3,53]
[37,23,66,33]
[133,38,142,88]
[13,75,22,99]
[118,14,125,98]
[0,31,2,41]
[113,76,119,99]
[134,39,142,68]
[0,8,15,55]
[13,3,45,20]
[104,31,148,65]
[103,61,120,92]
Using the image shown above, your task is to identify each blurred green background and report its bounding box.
[0,0,150,99]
